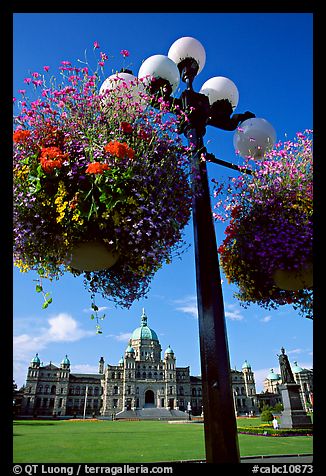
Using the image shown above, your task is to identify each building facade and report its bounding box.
[21,310,258,417]
[261,362,313,412]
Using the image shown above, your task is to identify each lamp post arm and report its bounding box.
[204,150,253,175]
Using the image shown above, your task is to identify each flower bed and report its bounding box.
[213,130,313,319]
[238,426,313,437]
[13,45,193,316]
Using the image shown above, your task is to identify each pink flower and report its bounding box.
[43,66,50,72]
[93,41,100,49]
[120,49,130,58]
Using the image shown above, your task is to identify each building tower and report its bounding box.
[98,356,105,374]
[164,345,177,409]
[242,360,257,413]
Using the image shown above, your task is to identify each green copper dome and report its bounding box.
[125,345,135,354]
[31,353,40,364]
[242,360,251,369]
[267,368,281,381]
[291,361,304,373]
[61,355,70,365]
[165,345,174,354]
[131,309,158,341]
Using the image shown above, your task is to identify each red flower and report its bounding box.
[13,129,31,143]
[86,162,110,174]
[104,141,135,160]
[120,122,133,134]
[39,146,66,173]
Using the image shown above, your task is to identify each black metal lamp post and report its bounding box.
[131,36,275,463]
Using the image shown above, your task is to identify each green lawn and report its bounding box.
[13,419,313,463]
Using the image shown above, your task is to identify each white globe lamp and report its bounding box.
[199,76,239,110]
[233,117,276,160]
[138,54,180,94]
[168,36,206,74]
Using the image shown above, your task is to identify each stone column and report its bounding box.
[280,383,312,429]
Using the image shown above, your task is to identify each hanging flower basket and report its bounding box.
[213,130,313,319]
[13,46,192,308]
[66,241,120,272]
[273,261,313,291]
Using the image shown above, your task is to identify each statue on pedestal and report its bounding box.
[278,347,295,384]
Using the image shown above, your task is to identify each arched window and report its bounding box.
[142,372,146,379]
[38,385,43,394]
[76,386,80,395]
[114,386,118,395]
[51,385,56,395]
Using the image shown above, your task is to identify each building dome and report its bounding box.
[165,345,174,355]
[125,345,135,354]
[267,368,281,381]
[118,356,124,365]
[31,353,40,364]
[291,361,304,373]
[131,309,159,341]
[61,355,70,365]
[242,360,251,370]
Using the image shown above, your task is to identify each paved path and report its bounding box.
[241,454,313,463]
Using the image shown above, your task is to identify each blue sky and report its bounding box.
[13,12,313,392]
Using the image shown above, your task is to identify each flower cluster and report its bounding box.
[13,47,192,309]
[213,130,313,319]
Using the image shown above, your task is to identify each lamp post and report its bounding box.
[187,401,192,420]
[83,385,88,420]
[111,36,276,464]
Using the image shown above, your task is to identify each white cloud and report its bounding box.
[47,313,92,342]
[174,295,198,319]
[260,315,272,323]
[225,303,244,321]
[253,368,271,393]
[13,313,94,387]
[107,332,131,342]
[83,306,108,313]
[71,364,100,374]
[287,348,304,355]
[173,298,245,321]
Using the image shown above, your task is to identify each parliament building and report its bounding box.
[20,310,258,418]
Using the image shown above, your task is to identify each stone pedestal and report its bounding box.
[280,383,312,429]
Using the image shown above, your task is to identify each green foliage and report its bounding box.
[238,426,313,436]
[260,409,274,422]
[272,403,284,413]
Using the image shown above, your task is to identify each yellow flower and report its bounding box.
[14,259,31,272]
[54,181,68,224]
[14,164,30,180]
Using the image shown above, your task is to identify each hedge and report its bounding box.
[238,426,313,437]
